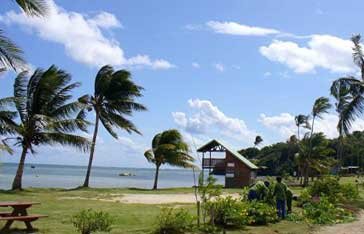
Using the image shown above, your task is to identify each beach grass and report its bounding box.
[0,187,316,234]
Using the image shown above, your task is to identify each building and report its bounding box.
[197,139,258,188]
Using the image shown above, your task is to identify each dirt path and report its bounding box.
[60,193,240,204]
[316,211,364,234]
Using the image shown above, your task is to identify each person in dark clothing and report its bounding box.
[273,176,287,219]
[286,188,293,214]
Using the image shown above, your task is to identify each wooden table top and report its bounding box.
[0,202,40,207]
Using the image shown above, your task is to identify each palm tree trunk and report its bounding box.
[11,145,28,190]
[304,117,316,187]
[83,112,100,187]
[153,165,160,190]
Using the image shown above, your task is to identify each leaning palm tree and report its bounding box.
[295,114,310,140]
[144,129,195,190]
[330,82,352,167]
[0,0,48,72]
[3,66,90,190]
[78,65,147,187]
[303,97,332,186]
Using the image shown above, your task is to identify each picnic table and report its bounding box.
[0,201,47,232]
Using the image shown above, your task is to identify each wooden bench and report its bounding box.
[0,202,47,231]
[0,214,48,221]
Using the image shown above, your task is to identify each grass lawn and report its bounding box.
[0,187,316,234]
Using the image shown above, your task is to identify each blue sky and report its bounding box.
[1,0,364,168]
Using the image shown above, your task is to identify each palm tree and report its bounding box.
[254,135,263,147]
[78,65,147,187]
[144,129,195,190]
[330,35,364,169]
[294,114,310,140]
[0,0,48,72]
[303,97,332,186]
[298,133,336,182]
[2,65,90,190]
[0,97,18,154]
[14,0,48,16]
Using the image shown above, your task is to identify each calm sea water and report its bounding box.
[0,163,224,189]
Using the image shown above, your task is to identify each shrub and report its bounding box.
[154,208,194,234]
[246,201,278,225]
[340,183,359,201]
[308,176,360,203]
[303,196,354,224]
[71,209,113,234]
[309,176,341,203]
[205,196,248,228]
[297,188,311,207]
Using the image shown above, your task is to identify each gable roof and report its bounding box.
[197,139,258,170]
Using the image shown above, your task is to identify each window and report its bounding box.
[227,162,235,167]
[226,173,234,178]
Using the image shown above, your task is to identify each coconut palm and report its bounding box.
[78,65,146,187]
[0,1,48,72]
[303,97,332,186]
[144,129,195,190]
[294,114,310,140]
[254,135,263,147]
[14,0,48,16]
[2,65,90,190]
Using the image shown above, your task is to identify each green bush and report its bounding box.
[154,208,194,234]
[205,196,248,228]
[308,176,360,203]
[246,201,278,225]
[309,176,341,203]
[71,209,113,234]
[340,183,359,201]
[303,196,354,224]
[297,188,311,207]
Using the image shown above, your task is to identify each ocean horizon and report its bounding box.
[0,163,224,190]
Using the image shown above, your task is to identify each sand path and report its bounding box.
[316,211,364,234]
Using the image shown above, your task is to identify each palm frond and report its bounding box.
[0,30,25,71]
[15,0,48,16]
[312,96,332,119]
[38,132,90,152]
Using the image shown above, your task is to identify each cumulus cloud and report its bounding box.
[259,35,355,74]
[0,0,173,70]
[206,21,279,36]
[214,63,224,72]
[172,99,256,144]
[259,112,364,139]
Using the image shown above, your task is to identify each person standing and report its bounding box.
[273,176,287,219]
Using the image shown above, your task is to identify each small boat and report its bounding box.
[118,172,135,177]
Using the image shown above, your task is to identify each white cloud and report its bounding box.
[263,72,272,77]
[260,35,355,73]
[172,99,256,144]
[259,112,364,139]
[0,0,173,70]
[127,55,175,70]
[192,62,200,68]
[214,63,224,72]
[206,21,279,36]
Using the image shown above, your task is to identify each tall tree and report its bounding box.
[304,97,332,186]
[2,66,90,190]
[79,65,146,187]
[144,129,195,190]
[254,135,263,147]
[0,0,48,72]
[294,114,310,140]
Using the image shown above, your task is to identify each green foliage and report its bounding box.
[205,196,248,228]
[154,208,194,234]
[303,196,354,224]
[71,209,113,234]
[308,177,360,203]
[246,201,278,225]
[297,189,311,207]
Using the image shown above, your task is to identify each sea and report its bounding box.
[0,163,224,190]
